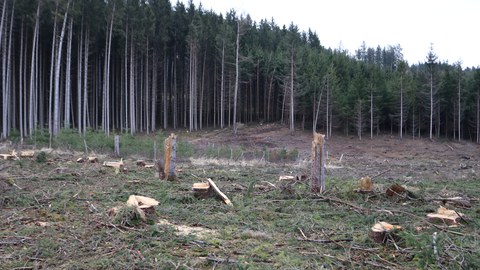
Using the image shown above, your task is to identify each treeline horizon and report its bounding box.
[1,0,480,143]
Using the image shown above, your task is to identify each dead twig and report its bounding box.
[297,237,353,244]
[432,232,446,270]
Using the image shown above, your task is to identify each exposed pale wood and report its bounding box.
[427,206,464,226]
[126,195,159,209]
[358,176,373,192]
[192,182,210,191]
[310,132,326,192]
[76,157,84,163]
[103,158,124,168]
[88,156,98,163]
[1,150,18,160]
[370,222,402,244]
[163,133,177,180]
[279,175,295,181]
[206,178,232,206]
[144,164,155,168]
[20,150,35,157]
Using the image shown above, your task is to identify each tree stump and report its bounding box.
[310,132,325,193]
[163,133,177,181]
[370,222,402,244]
[114,135,120,157]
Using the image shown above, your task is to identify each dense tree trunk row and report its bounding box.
[0,0,479,143]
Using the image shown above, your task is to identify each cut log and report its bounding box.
[144,164,155,168]
[76,157,85,163]
[386,183,406,197]
[163,133,177,181]
[370,221,402,244]
[192,182,211,191]
[20,150,35,157]
[310,132,326,193]
[358,176,373,193]
[441,197,471,208]
[0,150,18,160]
[103,158,124,168]
[88,156,98,163]
[427,206,464,226]
[206,178,233,206]
[279,175,295,181]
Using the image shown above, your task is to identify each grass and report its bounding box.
[1,136,479,269]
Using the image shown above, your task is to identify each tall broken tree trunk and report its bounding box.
[310,132,325,193]
[162,133,177,181]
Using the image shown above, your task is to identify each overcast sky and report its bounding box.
[180,0,480,68]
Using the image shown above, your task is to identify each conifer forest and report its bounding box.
[1,0,480,142]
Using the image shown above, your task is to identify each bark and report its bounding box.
[370,84,373,139]
[289,47,295,134]
[2,3,14,139]
[429,72,433,139]
[163,54,168,130]
[53,0,70,136]
[77,18,83,134]
[65,17,73,129]
[399,73,403,138]
[0,0,6,50]
[28,2,40,137]
[19,19,24,139]
[310,132,325,193]
[103,4,115,136]
[233,21,240,135]
[83,29,89,134]
[151,51,157,131]
[129,31,135,135]
[220,40,225,129]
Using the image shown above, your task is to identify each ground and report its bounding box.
[1,124,479,269]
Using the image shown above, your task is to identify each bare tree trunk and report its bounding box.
[151,51,157,131]
[83,29,89,135]
[129,31,135,135]
[199,49,206,130]
[53,0,70,136]
[124,24,128,132]
[77,18,83,134]
[163,53,168,130]
[233,21,241,135]
[325,77,330,138]
[477,90,479,144]
[399,74,403,139]
[2,3,14,139]
[457,66,461,141]
[19,19,24,139]
[289,47,295,134]
[28,2,40,137]
[429,72,433,139]
[0,0,6,50]
[220,40,225,129]
[102,5,114,136]
[64,17,73,129]
[370,84,373,139]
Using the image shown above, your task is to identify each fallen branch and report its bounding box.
[206,178,232,206]
[297,237,353,244]
[206,254,237,264]
[432,232,446,270]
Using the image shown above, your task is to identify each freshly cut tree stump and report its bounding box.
[310,132,326,193]
[192,179,232,206]
[358,176,373,193]
[427,206,464,226]
[163,133,177,181]
[386,183,406,197]
[192,182,214,198]
[370,221,402,244]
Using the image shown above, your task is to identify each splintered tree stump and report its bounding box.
[114,135,120,157]
[370,222,402,244]
[163,133,177,181]
[310,132,326,193]
[358,176,373,193]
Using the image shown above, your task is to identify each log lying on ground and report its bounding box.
[0,150,18,160]
[440,197,471,208]
[370,221,402,244]
[427,206,465,226]
[103,158,124,168]
[20,150,35,157]
[192,179,232,206]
